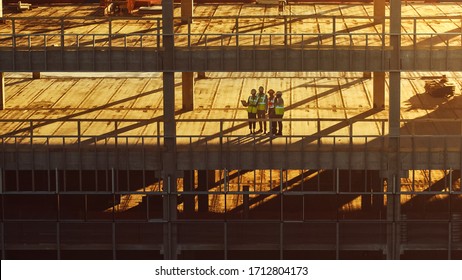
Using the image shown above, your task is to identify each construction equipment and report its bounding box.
[17,1,32,12]
[102,0,135,15]
[424,77,455,98]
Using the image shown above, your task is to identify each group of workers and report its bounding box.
[242,86,285,135]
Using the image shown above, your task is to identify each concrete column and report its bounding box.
[387,0,402,260]
[181,0,193,24]
[198,170,215,213]
[374,0,386,23]
[373,72,385,109]
[162,0,178,260]
[0,72,4,110]
[182,72,194,111]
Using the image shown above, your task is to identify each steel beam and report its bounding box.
[373,72,385,109]
[198,170,215,213]
[387,0,402,260]
[3,48,462,72]
[32,72,40,79]
[374,0,386,23]
[181,0,193,24]
[162,0,178,260]
[182,72,194,111]
[183,170,195,217]
[0,72,4,110]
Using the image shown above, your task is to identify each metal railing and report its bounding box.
[0,14,461,49]
[2,117,462,137]
[1,31,461,49]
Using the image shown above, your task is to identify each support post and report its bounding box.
[182,72,194,111]
[183,170,195,217]
[373,72,385,109]
[243,185,249,219]
[181,0,193,24]
[32,72,41,79]
[162,0,177,260]
[198,170,215,213]
[387,0,402,260]
[374,0,386,24]
[197,72,206,79]
[0,72,4,110]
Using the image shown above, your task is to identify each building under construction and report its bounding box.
[0,0,461,260]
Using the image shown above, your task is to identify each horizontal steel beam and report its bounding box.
[2,47,462,72]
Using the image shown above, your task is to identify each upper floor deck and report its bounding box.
[1,3,462,72]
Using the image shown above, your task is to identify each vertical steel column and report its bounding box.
[373,72,385,109]
[183,170,195,217]
[0,72,4,110]
[162,0,178,260]
[374,0,386,24]
[181,0,193,24]
[198,170,215,213]
[182,72,194,111]
[387,0,402,260]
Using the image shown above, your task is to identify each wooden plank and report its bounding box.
[0,78,56,136]
[210,78,242,137]
[4,78,34,102]
[192,79,221,136]
[176,77,217,139]
[339,5,381,47]
[23,79,80,136]
[315,77,349,137]
[238,5,266,46]
[412,4,461,47]
[40,78,110,138]
[175,5,216,47]
[361,76,387,135]
[339,77,380,136]
[2,78,56,110]
[290,77,316,136]
[312,5,336,47]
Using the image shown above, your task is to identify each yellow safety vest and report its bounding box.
[247,96,258,113]
[275,98,284,115]
[257,94,267,111]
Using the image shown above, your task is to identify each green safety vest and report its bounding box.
[257,94,267,111]
[247,96,258,113]
[275,99,284,115]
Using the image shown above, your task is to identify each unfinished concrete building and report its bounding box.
[0,0,461,259]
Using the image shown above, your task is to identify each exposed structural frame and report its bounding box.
[1,1,461,260]
[0,15,462,72]
[158,0,405,259]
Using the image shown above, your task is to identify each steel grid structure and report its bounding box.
[1,1,462,259]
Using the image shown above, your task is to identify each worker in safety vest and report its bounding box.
[274,91,284,136]
[267,89,277,135]
[241,89,258,134]
[256,86,268,134]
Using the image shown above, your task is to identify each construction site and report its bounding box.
[0,0,461,260]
